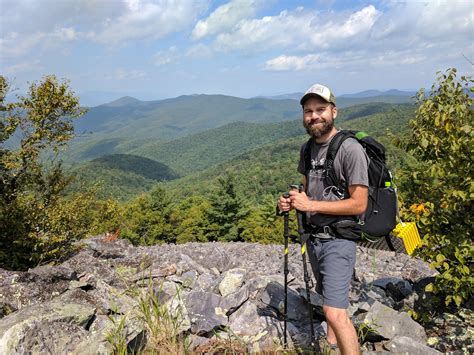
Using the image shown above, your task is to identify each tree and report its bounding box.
[169,196,214,244]
[398,68,473,307]
[1,75,88,269]
[120,185,174,245]
[206,173,247,241]
[238,194,284,244]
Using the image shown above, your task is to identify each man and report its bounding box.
[277,84,368,355]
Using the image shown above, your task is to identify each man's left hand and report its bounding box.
[289,190,312,212]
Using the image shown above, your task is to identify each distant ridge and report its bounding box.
[101,96,143,107]
[340,89,415,98]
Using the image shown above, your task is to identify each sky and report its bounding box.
[1,0,473,106]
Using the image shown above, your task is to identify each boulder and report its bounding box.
[0,301,96,354]
[184,291,229,334]
[355,300,426,343]
[385,335,443,354]
[219,268,246,297]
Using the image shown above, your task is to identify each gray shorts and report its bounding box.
[306,237,356,309]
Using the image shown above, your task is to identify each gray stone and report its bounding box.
[259,281,311,323]
[80,235,134,259]
[385,335,443,354]
[195,272,217,291]
[10,320,89,354]
[28,264,78,282]
[177,253,210,275]
[219,268,246,297]
[355,300,426,343]
[131,263,177,283]
[184,291,229,334]
[228,301,288,351]
[87,279,138,314]
[0,301,96,353]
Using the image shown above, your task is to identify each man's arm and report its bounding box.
[289,184,368,215]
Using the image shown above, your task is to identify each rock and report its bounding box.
[195,272,217,291]
[371,277,413,302]
[184,291,227,334]
[28,264,78,282]
[228,301,288,351]
[130,263,177,282]
[259,281,311,323]
[0,301,96,353]
[219,268,246,297]
[385,335,443,354]
[80,235,134,259]
[0,238,462,353]
[8,320,89,354]
[355,300,426,343]
[178,253,210,275]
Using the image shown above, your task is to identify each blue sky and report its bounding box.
[1,0,473,106]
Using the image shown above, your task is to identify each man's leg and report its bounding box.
[323,305,359,355]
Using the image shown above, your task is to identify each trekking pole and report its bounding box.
[282,192,290,347]
[291,184,316,348]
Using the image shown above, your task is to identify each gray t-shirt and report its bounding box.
[297,133,369,226]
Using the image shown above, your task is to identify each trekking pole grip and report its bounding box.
[282,192,290,216]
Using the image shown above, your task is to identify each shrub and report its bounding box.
[398,68,473,307]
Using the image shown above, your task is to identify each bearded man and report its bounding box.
[278,84,368,355]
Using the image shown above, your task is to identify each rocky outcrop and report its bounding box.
[0,236,470,354]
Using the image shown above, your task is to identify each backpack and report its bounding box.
[303,130,398,240]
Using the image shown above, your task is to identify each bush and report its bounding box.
[398,68,473,307]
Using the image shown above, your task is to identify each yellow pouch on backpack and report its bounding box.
[392,222,422,255]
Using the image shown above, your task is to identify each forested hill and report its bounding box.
[69,103,415,201]
[75,94,301,140]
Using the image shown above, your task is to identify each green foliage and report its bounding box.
[68,154,179,201]
[0,75,123,269]
[169,196,214,244]
[398,68,473,307]
[120,185,175,245]
[206,173,247,241]
[238,195,284,244]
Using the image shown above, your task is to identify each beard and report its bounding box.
[304,116,335,139]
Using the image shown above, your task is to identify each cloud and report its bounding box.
[309,5,381,48]
[106,68,146,80]
[154,46,180,66]
[1,0,208,58]
[210,5,380,53]
[0,27,79,58]
[192,0,265,39]
[186,43,214,58]
[90,0,208,44]
[2,60,42,75]
[264,54,320,71]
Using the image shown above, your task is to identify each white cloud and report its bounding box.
[3,60,41,75]
[0,27,79,58]
[90,0,207,44]
[213,8,311,53]
[186,43,214,58]
[154,46,180,66]
[107,68,146,80]
[210,5,381,53]
[309,5,381,48]
[192,0,265,39]
[264,54,320,71]
[1,0,208,58]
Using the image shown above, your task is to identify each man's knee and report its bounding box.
[323,305,349,326]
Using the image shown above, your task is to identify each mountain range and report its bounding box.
[66,96,415,200]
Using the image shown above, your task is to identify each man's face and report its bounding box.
[302,96,337,139]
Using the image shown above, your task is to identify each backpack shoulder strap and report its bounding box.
[324,130,355,187]
[303,137,313,174]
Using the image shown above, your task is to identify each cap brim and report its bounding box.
[300,93,331,105]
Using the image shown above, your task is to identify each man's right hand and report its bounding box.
[277,194,292,213]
